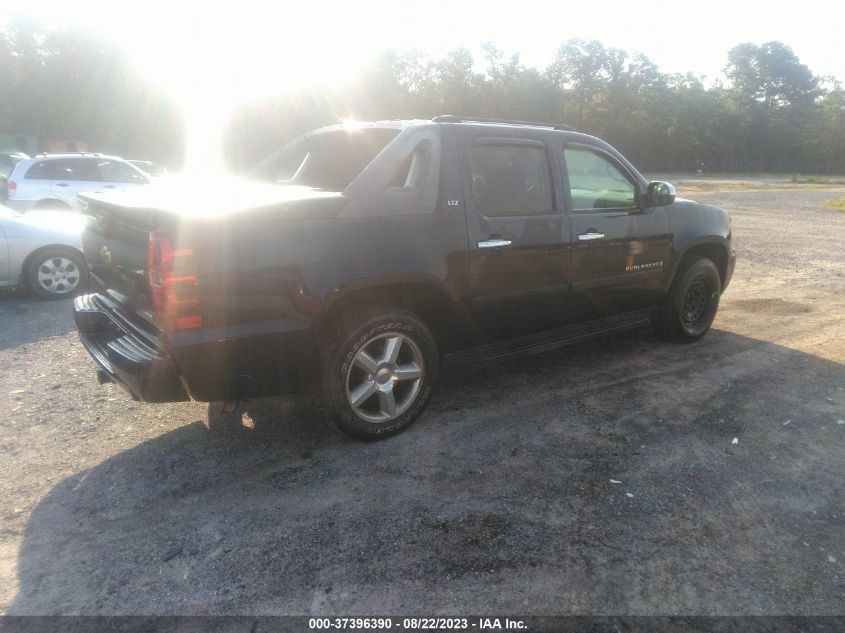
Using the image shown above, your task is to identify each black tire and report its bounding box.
[26,248,87,300]
[653,256,721,343]
[322,305,439,441]
[33,199,72,211]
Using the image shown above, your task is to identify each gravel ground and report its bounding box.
[0,186,843,615]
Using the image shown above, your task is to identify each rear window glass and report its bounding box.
[265,148,309,182]
[252,128,400,191]
[469,143,553,217]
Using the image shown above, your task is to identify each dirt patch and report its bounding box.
[733,298,812,315]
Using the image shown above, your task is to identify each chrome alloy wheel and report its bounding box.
[345,333,424,423]
[36,256,80,295]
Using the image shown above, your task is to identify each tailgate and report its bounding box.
[81,198,167,334]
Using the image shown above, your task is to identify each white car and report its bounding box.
[0,205,87,298]
[6,153,150,212]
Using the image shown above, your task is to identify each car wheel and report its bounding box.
[653,256,721,343]
[322,306,439,441]
[27,249,86,299]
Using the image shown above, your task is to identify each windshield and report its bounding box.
[250,128,400,191]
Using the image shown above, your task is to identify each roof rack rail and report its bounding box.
[34,152,102,157]
[432,115,575,132]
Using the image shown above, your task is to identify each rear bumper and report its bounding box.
[73,293,189,402]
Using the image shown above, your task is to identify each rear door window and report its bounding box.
[468,143,553,217]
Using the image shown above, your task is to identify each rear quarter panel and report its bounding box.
[185,208,468,331]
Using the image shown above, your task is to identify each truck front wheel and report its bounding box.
[322,306,439,441]
[653,256,721,343]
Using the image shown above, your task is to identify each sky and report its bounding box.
[2,0,844,101]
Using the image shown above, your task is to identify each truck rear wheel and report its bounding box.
[322,306,439,441]
[653,256,721,343]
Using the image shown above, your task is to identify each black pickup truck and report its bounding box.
[74,116,735,440]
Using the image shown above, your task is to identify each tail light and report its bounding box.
[7,180,16,196]
[148,230,203,331]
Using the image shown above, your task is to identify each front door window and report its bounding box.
[564,148,637,211]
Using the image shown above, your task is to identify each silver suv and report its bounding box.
[6,153,150,212]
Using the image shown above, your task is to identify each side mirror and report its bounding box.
[644,181,676,208]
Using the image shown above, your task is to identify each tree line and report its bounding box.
[2,21,843,175]
[226,40,845,174]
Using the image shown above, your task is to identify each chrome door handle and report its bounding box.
[477,239,512,249]
[578,232,605,241]
[55,183,69,187]
[104,185,116,189]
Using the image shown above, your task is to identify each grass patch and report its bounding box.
[792,174,845,185]
[679,181,845,194]
[825,198,845,211]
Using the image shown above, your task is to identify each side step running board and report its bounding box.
[445,309,654,365]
